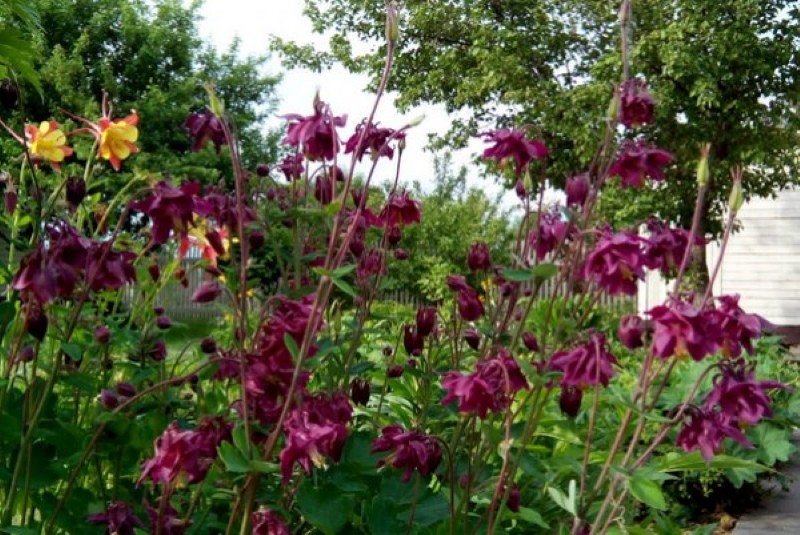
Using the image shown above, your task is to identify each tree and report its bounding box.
[275,1,800,237]
[383,153,515,301]
[2,0,280,184]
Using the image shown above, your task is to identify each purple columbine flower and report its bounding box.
[252,509,291,535]
[648,300,721,361]
[87,501,144,535]
[191,281,222,304]
[529,209,572,261]
[344,120,404,161]
[281,96,347,161]
[183,111,226,153]
[380,191,422,227]
[415,305,437,337]
[549,333,617,388]
[676,406,752,462]
[467,241,492,272]
[581,229,647,296]
[619,79,655,128]
[642,219,704,276]
[441,350,528,419]
[559,386,583,418]
[372,425,442,482]
[278,153,304,181]
[704,359,786,426]
[479,128,548,177]
[565,174,590,207]
[608,140,673,189]
[456,288,485,321]
[714,294,768,358]
[130,180,202,244]
[350,378,371,406]
[618,314,645,349]
[403,324,425,356]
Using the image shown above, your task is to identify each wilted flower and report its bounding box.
[144,501,186,535]
[549,333,617,388]
[415,306,437,337]
[446,275,470,292]
[442,351,528,418]
[372,425,442,482]
[704,359,786,426]
[618,79,655,128]
[581,229,647,296]
[279,392,352,483]
[345,120,403,161]
[618,314,644,349]
[607,140,673,189]
[380,191,421,227]
[479,128,548,177]
[648,300,721,361]
[676,407,751,461]
[183,111,226,153]
[252,509,291,535]
[87,501,144,535]
[281,96,347,161]
[467,241,492,272]
[565,174,590,207]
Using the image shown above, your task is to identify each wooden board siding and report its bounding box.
[640,187,800,327]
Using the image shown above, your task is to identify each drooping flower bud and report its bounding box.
[522,332,539,352]
[387,365,404,378]
[559,386,583,418]
[192,281,222,303]
[618,314,644,349]
[4,190,16,215]
[25,306,48,341]
[386,226,402,246]
[94,325,111,344]
[149,339,167,362]
[349,234,365,258]
[385,1,399,44]
[147,262,160,282]
[467,241,492,272]
[729,168,744,215]
[65,176,87,210]
[116,382,137,397]
[565,174,590,207]
[99,389,120,410]
[507,485,521,513]
[255,163,270,177]
[248,230,265,251]
[464,329,480,350]
[394,248,409,260]
[415,306,437,337]
[156,315,172,330]
[514,179,527,200]
[350,378,371,406]
[403,324,424,356]
[205,230,226,257]
[200,337,217,354]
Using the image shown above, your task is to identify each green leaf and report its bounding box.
[60,342,82,361]
[297,481,354,535]
[232,423,249,457]
[501,263,557,283]
[367,496,405,535]
[332,276,357,298]
[283,333,301,359]
[627,473,667,510]
[517,507,548,528]
[249,460,279,474]
[218,441,249,473]
[547,479,577,516]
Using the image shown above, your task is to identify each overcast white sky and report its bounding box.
[195,0,517,203]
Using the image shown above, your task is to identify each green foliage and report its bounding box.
[277,0,800,235]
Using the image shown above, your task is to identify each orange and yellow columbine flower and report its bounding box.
[25,121,74,170]
[98,112,139,171]
[178,219,229,266]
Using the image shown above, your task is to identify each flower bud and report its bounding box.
[729,172,744,215]
[522,332,539,352]
[148,262,160,282]
[26,306,47,341]
[467,241,492,272]
[386,225,402,246]
[116,382,137,397]
[403,324,424,356]
[248,230,265,251]
[66,176,87,209]
[618,314,644,349]
[255,163,270,177]
[506,485,521,513]
[205,230,226,257]
[387,365,404,378]
[99,389,120,410]
[383,345,394,357]
[17,345,35,363]
[394,248,409,260]
[406,358,417,369]
[464,329,480,350]
[350,378,371,406]
[149,339,167,362]
[94,325,111,344]
[514,179,527,200]
[4,190,16,215]
[175,268,189,288]
[200,337,217,354]
[192,281,223,303]
[385,2,400,44]
[204,82,225,119]
[349,235,365,258]
[154,306,165,316]
[156,315,172,330]
[565,174,590,207]
[606,89,620,123]
[415,306,437,337]
[696,143,710,187]
[559,386,583,418]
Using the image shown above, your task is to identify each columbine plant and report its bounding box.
[0,1,792,535]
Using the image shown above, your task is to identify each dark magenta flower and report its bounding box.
[149,339,168,362]
[357,249,385,280]
[156,315,172,330]
[559,386,583,418]
[479,128,549,177]
[506,484,521,513]
[281,97,347,161]
[252,509,291,535]
[648,300,721,361]
[349,234,365,258]
[191,281,223,303]
[676,406,751,462]
[380,191,421,227]
[95,325,111,344]
[279,153,304,181]
[514,179,527,200]
[200,337,217,354]
[87,501,144,535]
[565,174,590,207]
[183,111,226,153]
[99,389,120,410]
[255,163,270,177]
[608,140,674,189]
[116,382,137,398]
[467,241,492,272]
[387,365,404,378]
[386,225,402,246]
[279,392,352,483]
[144,501,186,535]
[25,304,47,341]
[372,425,442,482]
[446,274,471,292]
[416,306,437,337]
[549,333,617,388]
[138,417,231,486]
[441,351,528,419]
[403,324,424,356]
[714,294,768,358]
[522,332,539,352]
[619,79,655,128]
[704,359,786,426]
[456,288,485,321]
[4,190,16,215]
[130,181,202,244]
[65,176,87,210]
[464,329,481,350]
[581,229,647,296]
[86,244,137,293]
[344,120,404,161]
[314,176,334,205]
[529,209,572,261]
[350,378,371,406]
[642,219,704,276]
[618,314,644,349]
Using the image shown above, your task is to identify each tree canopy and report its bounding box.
[275,0,800,235]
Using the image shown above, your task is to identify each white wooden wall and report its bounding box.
[639,187,800,326]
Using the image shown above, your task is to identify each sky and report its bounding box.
[195,0,516,204]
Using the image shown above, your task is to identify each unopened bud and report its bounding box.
[385,2,400,44]
[204,83,225,119]
[606,89,620,123]
[728,176,743,215]
[406,113,425,128]
[696,143,710,187]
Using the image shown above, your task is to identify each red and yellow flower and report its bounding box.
[98,112,139,171]
[25,121,74,170]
